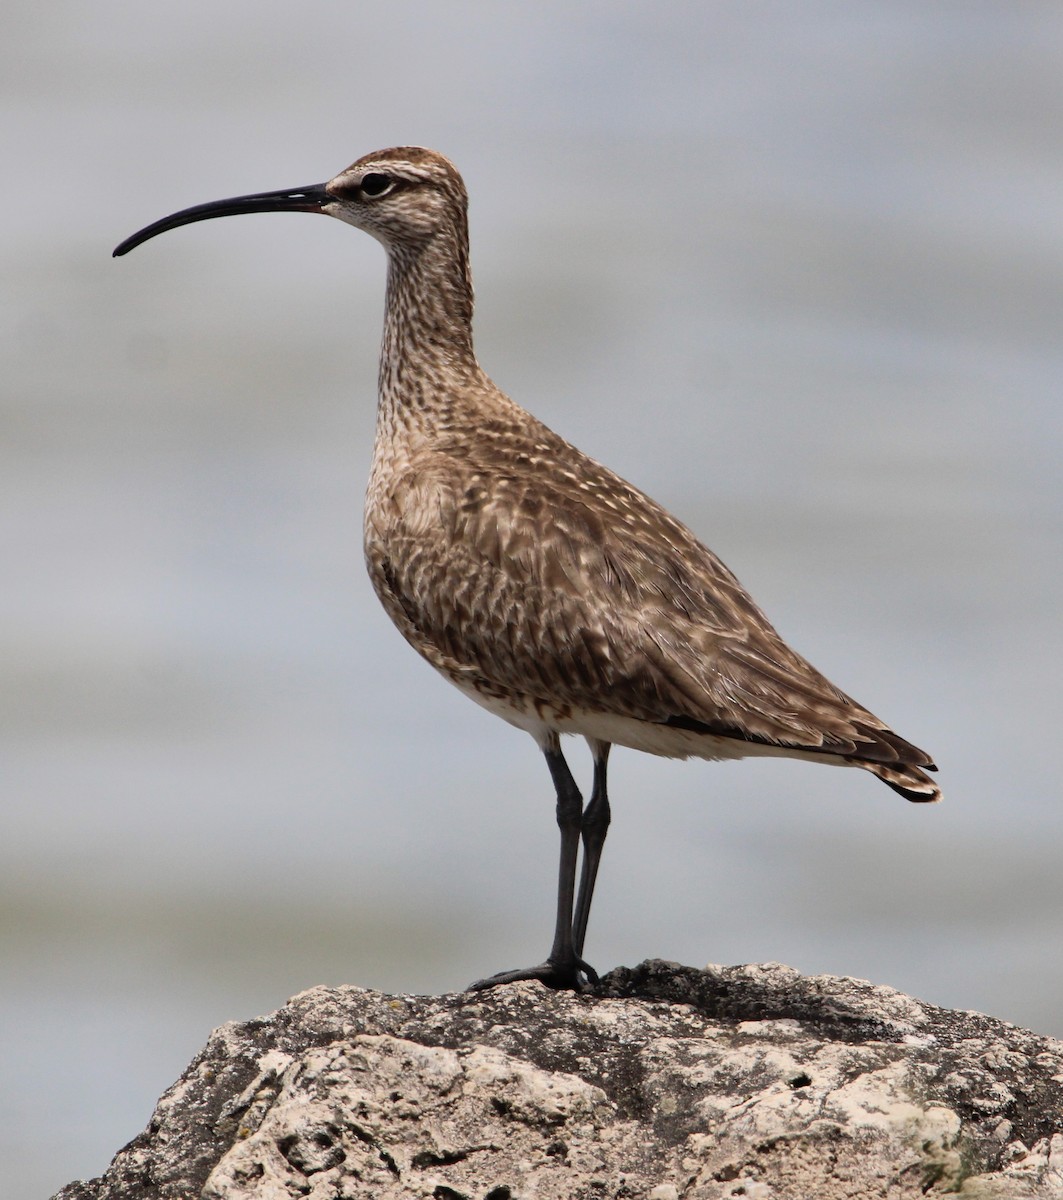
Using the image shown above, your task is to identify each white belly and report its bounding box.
[444,670,848,770]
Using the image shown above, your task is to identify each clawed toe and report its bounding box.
[467,956,599,994]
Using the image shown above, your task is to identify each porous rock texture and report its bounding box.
[54,960,1063,1200]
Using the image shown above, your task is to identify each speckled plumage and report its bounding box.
[343,149,939,800]
[115,146,939,990]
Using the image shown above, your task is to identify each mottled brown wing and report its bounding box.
[365,435,934,773]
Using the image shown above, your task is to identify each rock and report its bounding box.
[53,960,1063,1199]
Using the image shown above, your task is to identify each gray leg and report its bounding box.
[572,740,611,959]
[468,736,598,992]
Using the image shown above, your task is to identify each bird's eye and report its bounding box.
[360,173,394,198]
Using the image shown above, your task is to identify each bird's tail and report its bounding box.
[862,760,941,803]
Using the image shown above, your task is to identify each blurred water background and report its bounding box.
[4,3,1062,1195]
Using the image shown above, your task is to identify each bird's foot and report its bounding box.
[466,955,599,994]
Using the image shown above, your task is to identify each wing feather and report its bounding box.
[364,410,937,784]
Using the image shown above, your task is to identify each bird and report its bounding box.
[114,146,940,993]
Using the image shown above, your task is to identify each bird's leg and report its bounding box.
[572,740,611,959]
[467,736,598,992]
[542,742,591,975]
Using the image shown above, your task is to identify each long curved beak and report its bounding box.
[113,183,331,257]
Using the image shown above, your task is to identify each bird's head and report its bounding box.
[113,146,467,258]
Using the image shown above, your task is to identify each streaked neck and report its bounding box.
[378,224,479,416]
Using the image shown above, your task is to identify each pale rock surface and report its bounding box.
[54,960,1063,1199]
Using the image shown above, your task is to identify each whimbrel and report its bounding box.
[114,147,940,992]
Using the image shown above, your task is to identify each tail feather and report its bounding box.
[858,758,941,803]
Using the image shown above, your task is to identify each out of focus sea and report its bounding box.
[3,5,1062,1196]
